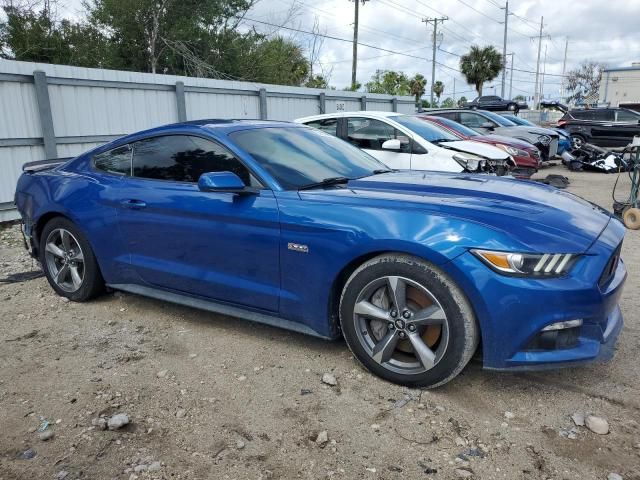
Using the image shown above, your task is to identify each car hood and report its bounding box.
[436,139,510,160]
[474,134,537,151]
[514,125,559,138]
[326,171,611,253]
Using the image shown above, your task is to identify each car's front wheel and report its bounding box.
[339,254,479,388]
[571,134,586,149]
[39,217,104,301]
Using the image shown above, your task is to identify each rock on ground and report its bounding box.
[107,413,130,430]
[585,415,609,435]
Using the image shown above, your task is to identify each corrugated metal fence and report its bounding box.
[0,59,416,221]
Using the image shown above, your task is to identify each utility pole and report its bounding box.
[350,0,368,90]
[540,44,547,102]
[533,16,544,110]
[560,38,569,100]
[507,53,514,100]
[500,1,509,98]
[422,16,448,106]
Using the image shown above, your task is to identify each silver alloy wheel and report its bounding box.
[353,276,450,375]
[44,228,85,293]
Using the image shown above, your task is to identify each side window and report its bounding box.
[346,117,410,152]
[592,109,614,121]
[94,144,132,175]
[459,112,489,128]
[570,110,591,120]
[304,118,338,136]
[437,112,459,122]
[615,109,639,122]
[132,135,260,186]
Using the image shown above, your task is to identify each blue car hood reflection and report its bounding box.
[315,171,611,253]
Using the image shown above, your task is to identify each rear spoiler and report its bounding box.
[22,157,73,173]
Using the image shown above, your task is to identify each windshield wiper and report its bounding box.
[298,176,350,190]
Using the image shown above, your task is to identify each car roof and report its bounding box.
[295,111,404,122]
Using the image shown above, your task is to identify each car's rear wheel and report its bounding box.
[507,103,516,111]
[39,217,104,301]
[339,254,479,388]
[571,134,586,149]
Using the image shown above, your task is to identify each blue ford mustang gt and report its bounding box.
[14,120,626,388]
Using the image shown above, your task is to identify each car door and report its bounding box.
[345,117,412,168]
[611,109,640,146]
[589,109,616,146]
[114,133,280,312]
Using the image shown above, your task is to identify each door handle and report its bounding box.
[121,199,147,209]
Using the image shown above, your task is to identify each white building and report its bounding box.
[599,63,640,109]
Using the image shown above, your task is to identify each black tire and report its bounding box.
[570,134,586,149]
[39,217,104,302]
[507,103,517,111]
[339,254,479,388]
[470,105,477,110]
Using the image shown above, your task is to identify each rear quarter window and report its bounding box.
[93,145,132,175]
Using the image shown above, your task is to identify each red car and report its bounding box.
[416,115,542,178]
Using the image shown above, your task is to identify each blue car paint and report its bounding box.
[15,120,626,370]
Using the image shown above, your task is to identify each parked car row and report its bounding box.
[297,108,563,179]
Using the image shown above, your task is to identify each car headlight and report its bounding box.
[453,153,485,171]
[472,249,579,277]
[496,144,528,157]
[537,134,551,146]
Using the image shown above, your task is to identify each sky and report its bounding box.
[47,0,640,101]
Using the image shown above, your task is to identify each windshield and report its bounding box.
[229,126,388,190]
[481,110,517,127]
[421,116,480,137]
[393,115,459,142]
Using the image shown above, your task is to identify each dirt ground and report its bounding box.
[1,164,639,480]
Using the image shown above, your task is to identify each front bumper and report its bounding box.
[449,218,626,370]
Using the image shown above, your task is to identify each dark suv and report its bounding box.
[558,108,640,148]
[463,95,528,113]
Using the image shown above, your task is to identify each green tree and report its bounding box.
[0,3,110,65]
[432,80,444,105]
[409,74,427,105]
[457,96,468,107]
[513,94,525,101]
[305,74,329,89]
[365,69,410,95]
[459,45,503,96]
[441,97,455,108]
[343,81,361,91]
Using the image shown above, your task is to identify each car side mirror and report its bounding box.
[198,172,255,194]
[381,139,401,150]
[481,122,495,130]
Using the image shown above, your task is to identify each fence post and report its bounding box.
[360,95,367,111]
[319,92,326,114]
[175,81,187,122]
[392,98,398,112]
[259,88,268,120]
[33,70,57,159]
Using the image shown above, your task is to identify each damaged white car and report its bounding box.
[295,111,516,175]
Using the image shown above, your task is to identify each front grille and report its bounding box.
[599,243,622,288]
[549,138,558,157]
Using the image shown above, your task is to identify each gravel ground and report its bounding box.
[1,165,639,480]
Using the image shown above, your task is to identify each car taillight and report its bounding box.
[557,120,567,127]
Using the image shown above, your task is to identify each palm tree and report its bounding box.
[432,80,444,105]
[409,74,427,107]
[459,45,503,96]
